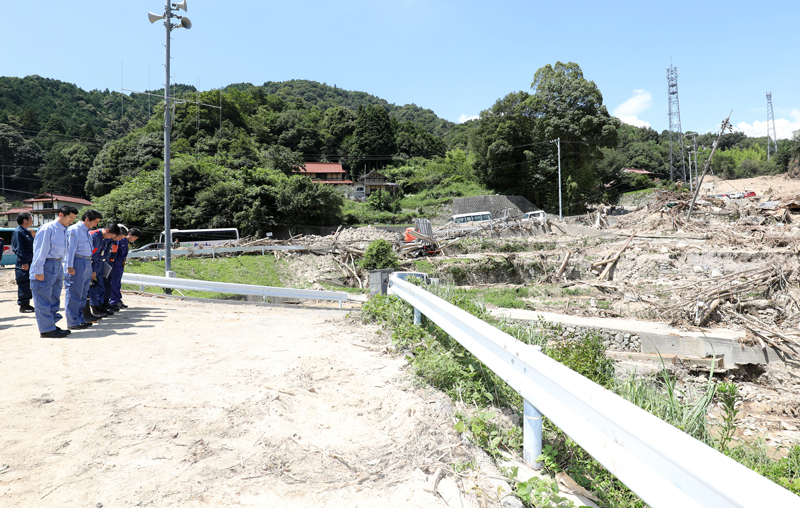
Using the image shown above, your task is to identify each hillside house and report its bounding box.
[294,162,353,185]
[22,193,93,226]
[355,171,398,199]
[0,207,33,227]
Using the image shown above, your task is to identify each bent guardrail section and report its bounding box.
[387,274,798,508]
[121,273,348,306]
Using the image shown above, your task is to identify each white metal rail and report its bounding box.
[121,273,348,305]
[387,274,799,508]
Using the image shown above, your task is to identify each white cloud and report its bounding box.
[459,114,479,124]
[736,109,800,140]
[613,90,653,129]
[617,116,651,128]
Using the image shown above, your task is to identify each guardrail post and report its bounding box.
[523,399,543,469]
[413,308,422,325]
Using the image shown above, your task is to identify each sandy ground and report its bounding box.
[0,270,498,508]
[703,173,800,197]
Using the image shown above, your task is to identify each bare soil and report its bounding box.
[703,173,800,198]
[0,273,506,508]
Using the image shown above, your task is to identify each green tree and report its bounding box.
[269,174,344,227]
[85,129,162,197]
[469,91,540,200]
[20,107,39,133]
[395,121,446,159]
[349,104,397,174]
[40,143,94,195]
[261,144,305,176]
[527,61,619,213]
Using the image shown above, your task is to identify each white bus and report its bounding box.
[450,211,492,224]
[159,228,240,249]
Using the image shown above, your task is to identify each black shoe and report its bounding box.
[90,306,108,318]
[110,304,122,311]
[68,322,92,330]
[118,302,129,309]
[102,306,115,315]
[53,326,71,335]
[41,329,71,338]
[19,305,35,313]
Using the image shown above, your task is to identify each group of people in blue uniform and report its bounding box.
[12,206,140,339]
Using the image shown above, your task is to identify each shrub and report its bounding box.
[360,239,399,270]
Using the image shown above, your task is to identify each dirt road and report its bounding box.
[0,277,487,507]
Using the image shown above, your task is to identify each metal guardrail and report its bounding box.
[126,244,333,260]
[387,274,798,508]
[121,273,348,306]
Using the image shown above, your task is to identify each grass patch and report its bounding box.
[123,255,285,299]
[466,286,538,309]
[411,259,437,276]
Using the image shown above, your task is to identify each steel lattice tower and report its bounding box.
[766,92,779,160]
[667,64,686,182]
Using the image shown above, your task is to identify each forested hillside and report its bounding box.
[2,66,799,233]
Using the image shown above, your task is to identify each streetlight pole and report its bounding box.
[149,0,191,278]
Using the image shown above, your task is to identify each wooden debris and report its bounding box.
[597,230,637,281]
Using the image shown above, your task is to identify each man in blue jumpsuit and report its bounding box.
[108,227,140,310]
[64,209,103,330]
[103,226,127,310]
[12,212,35,313]
[29,205,78,338]
[88,223,120,318]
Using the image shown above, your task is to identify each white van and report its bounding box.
[450,211,492,224]
[522,210,546,224]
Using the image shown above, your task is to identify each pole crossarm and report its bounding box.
[121,89,222,110]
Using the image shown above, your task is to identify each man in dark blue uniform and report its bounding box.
[12,212,36,313]
[88,223,120,318]
[103,226,127,310]
[108,227,140,310]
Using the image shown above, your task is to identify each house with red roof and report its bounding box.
[294,162,353,185]
[0,207,33,227]
[22,193,93,226]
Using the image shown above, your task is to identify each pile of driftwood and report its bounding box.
[589,230,637,281]
[659,264,800,363]
[398,217,552,258]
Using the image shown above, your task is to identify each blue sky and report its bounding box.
[2,0,797,138]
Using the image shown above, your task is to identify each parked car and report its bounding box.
[744,191,756,198]
[729,191,745,199]
[130,242,164,253]
[522,210,546,224]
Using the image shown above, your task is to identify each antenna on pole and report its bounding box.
[667,62,687,183]
[766,92,778,161]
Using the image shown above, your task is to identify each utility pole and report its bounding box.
[551,138,562,220]
[667,63,687,183]
[766,92,778,161]
[148,0,191,277]
[686,132,699,192]
[686,112,733,220]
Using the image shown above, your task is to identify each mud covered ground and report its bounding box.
[0,276,517,508]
